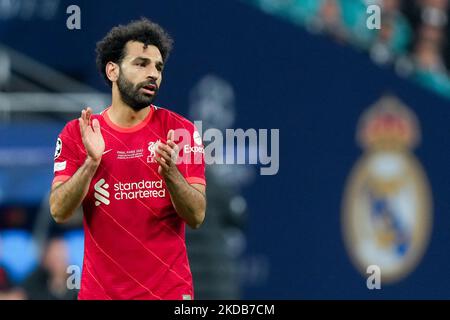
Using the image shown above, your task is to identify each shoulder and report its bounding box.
[60,118,80,136]
[153,105,197,130]
[61,112,103,135]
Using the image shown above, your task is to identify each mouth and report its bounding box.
[140,84,157,96]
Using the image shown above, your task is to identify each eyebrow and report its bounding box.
[132,56,164,67]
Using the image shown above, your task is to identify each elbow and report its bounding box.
[50,208,65,224]
[189,222,203,230]
[189,222,202,230]
[52,215,67,224]
[49,201,69,224]
[188,210,206,230]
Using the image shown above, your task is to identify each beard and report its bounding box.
[117,72,159,111]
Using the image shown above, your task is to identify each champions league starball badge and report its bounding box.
[54,138,62,160]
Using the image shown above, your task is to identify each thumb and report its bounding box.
[167,129,174,142]
[92,118,101,134]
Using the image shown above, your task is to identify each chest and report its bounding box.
[99,129,164,175]
[85,129,172,211]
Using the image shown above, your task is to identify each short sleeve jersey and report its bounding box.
[53,105,205,300]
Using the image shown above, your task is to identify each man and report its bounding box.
[0,259,26,300]
[22,236,78,300]
[49,18,206,300]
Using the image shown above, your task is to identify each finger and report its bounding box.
[158,144,179,164]
[155,153,167,163]
[80,120,94,137]
[81,109,89,127]
[92,118,101,134]
[79,112,87,132]
[79,117,85,134]
[158,144,178,162]
[167,140,179,153]
[86,108,92,126]
[158,143,174,155]
[167,129,174,143]
[155,153,167,164]
[156,146,173,163]
[155,155,169,170]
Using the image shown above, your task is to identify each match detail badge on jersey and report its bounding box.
[54,161,67,173]
[342,95,433,284]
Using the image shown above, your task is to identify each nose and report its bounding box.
[146,64,160,81]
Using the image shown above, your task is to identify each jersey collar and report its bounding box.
[102,105,154,133]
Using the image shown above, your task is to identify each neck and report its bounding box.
[108,88,151,127]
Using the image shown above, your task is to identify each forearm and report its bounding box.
[164,170,206,229]
[49,157,100,223]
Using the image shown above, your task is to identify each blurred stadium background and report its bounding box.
[1,0,450,299]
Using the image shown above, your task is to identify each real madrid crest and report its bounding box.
[342,95,433,284]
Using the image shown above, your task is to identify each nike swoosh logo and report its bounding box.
[103,149,113,155]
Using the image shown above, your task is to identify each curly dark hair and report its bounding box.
[96,18,174,86]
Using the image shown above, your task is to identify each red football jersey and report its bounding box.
[52,105,206,300]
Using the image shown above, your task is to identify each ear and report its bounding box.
[106,62,119,83]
